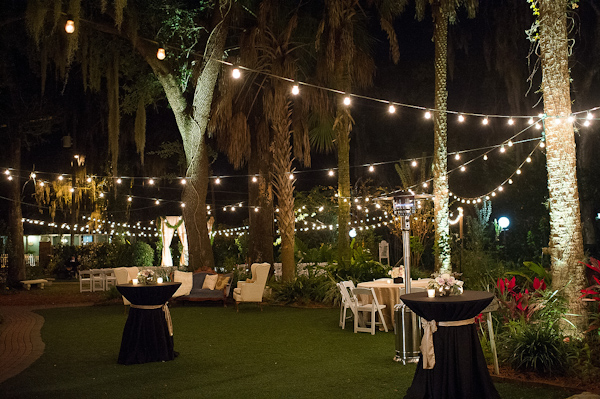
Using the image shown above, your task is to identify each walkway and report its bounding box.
[0,306,45,384]
[0,303,95,385]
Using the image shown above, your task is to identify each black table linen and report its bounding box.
[116,283,180,365]
[400,290,500,399]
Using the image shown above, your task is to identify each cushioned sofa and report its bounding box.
[173,271,233,306]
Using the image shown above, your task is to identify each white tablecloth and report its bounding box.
[356,279,431,327]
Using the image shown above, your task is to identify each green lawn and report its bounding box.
[0,304,576,398]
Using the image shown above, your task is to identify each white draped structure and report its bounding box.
[161,216,188,266]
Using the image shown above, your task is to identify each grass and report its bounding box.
[0,303,577,398]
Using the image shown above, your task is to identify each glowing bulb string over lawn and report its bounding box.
[60,20,600,128]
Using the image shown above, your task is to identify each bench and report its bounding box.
[21,279,48,290]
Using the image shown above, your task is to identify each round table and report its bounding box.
[400,290,500,399]
[356,279,431,327]
[116,283,181,365]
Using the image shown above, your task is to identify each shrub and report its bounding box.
[270,273,338,306]
[129,242,154,266]
[504,321,568,375]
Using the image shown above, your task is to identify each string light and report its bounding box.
[328,169,335,176]
[289,173,294,180]
[500,146,506,153]
[482,117,489,125]
[86,177,92,183]
[252,176,258,183]
[483,154,488,161]
[291,84,300,95]
[458,114,465,122]
[65,19,75,34]
[388,104,396,114]
[528,117,534,125]
[181,178,186,185]
[232,67,241,79]
[587,112,594,120]
[460,166,466,172]
[149,178,155,185]
[424,110,432,119]
[343,96,351,106]
[156,47,166,60]
[116,178,122,184]
[508,118,514,125]
[215,177,221,184]
[58,175,64,181]
[455,153,460,160]
[584,120,591,127]
[526,157,531,163]
[30,172,36,179]
[368,165,375,172]
[508,140,513,147]
[411,160,417,167]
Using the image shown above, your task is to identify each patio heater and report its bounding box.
[392,192,420,364]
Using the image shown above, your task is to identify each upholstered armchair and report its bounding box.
[233,263,270,312]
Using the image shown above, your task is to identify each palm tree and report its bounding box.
[538,0,586,334]
[316,0,403,263]
[414,0,477,273]
[211,1,311,281]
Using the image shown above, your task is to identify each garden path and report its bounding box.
[0,303,95,384]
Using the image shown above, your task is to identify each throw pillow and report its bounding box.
[215,275,230,291]
[173,271,193,297]
[202,273,219,290]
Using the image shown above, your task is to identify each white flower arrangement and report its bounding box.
[137,269,156,285]
[428,272,464,296]
[388,265,405,279]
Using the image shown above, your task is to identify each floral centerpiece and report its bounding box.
[137,269,156,285]
[428,272,464,296]
[388,265,405,283]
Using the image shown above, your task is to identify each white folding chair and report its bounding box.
[352,287,388,334]
[79,270,92,293]
[482,297,500,375]
[91,269,105,292]
[337,281,355,329]
[104,268,117,290]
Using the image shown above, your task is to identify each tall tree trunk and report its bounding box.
[432,5,451,273]
[539,0,586,334]
[248,128,274,265]
[139,7,229,271]
[7,124,25,287]
[271,95,295,282]
[336,107,352,263]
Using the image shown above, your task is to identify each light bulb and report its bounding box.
[535,123,542,129]
[388,104,396,114]
[232,68,241,79]
[69,187,75,193]
[254,207,259,212]
[455,153,460,160]
[584,120,591,127]
[568,115,575,123]
[460,166,466,172]
[181,203,185,208]
[508,118,514,125]
[508,179,513,184]
[498,186,504,192]
[528,117,534,125]
[127,196,132,202]
[291,85,299,95]
[424,110,431,119]
[252,176,258,183]
[86,177,92,183]
[343,96,351,106]
[156,47,166,60]
[483,154,488,161]
[116,178,122,184]
[540,141,545,148]
[65,20,75,34]
[289,173,294,180]
[155,199,160,205]
[30,173,36,179]
[149,179,155,185]
[500,146,506,153]
[526,157,532,163]
[368,165,374,172]
[328,169,334,176]
[516,169,522,175]
[422,182,428,188]
[587,112,593,120]
[508,140,513,147]
[411,160,417,167]
[40,181,45,187]
[99,192,105,198]
[58,175,64,181]
[482,117,489,125]
[458,114,465,122]
[215,177,221,184]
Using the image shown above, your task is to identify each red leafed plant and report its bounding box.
[578,258,600,333]
[496,275,549,322]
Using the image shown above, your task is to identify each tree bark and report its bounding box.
[432,5,451,273]
[7,124,25,287]
[539,0,586,334]
[136,5,230,271]
[336,107,352,263]
[248,131,274,265]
